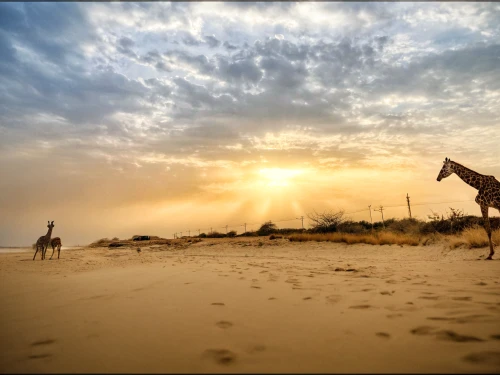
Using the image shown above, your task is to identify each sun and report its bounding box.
[258,168,303,187]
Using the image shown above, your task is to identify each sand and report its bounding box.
[1,237,499,373]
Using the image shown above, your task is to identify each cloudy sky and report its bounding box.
[1,2,499,245]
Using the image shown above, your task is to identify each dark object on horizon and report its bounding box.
[133,235,151,241]
[109,242,127,248]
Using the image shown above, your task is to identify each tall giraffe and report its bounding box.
[49,237,62,260]
[33,221,55,261]
[437,158,500,260]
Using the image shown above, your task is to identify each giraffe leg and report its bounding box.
[480,205,494,260]
[33,246,39,261]
[58,245,61,259]
[49,245,55,260]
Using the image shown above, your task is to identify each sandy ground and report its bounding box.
[1,237,499,373]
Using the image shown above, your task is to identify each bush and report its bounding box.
[257,221,278,236]
[308,209,345,233]
[227,230,237,238]
[206,231,226,238]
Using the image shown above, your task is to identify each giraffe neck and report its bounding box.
[451,161,483,190]
[45,226,53,241]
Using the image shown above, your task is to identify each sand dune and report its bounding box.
[1,237,499,373]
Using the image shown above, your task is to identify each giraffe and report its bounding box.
[437,158,500,260]
[33,221,55,261]
[48,237,62,260]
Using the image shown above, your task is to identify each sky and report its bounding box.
[1,2,499,246]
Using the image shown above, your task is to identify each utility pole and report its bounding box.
[296,216,304,229]
[244,223,247,233]
[198,229,200,236]
[368,205,373,232]
[173,233,176,239]
[374,205,385,229]
[225,225,228,234]
[406,193,412,219]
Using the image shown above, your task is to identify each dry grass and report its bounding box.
[452,226,500,249]
[288,231,420,246]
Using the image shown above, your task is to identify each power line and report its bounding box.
[171,198,478,239]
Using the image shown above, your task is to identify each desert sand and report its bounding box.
[1,237,499,373]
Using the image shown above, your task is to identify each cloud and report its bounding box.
[204,35,220,48]
[1,2,499,245]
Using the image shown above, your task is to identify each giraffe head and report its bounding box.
[47,221,55,229]
[437,157,454,181]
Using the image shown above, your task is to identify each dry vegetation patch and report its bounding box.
[448,226,500,249]
[287,232,421,246]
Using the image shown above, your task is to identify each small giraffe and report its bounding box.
[437,158,500,260]
[49,237,62,260]
[33,221,55,261]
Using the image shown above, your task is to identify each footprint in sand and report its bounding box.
[268,297,277,300]
[376,332,391,339]
[452,296,472,301]
[411,326,483,342]
[246,345,266,354]
[380,291,394,296]
[326,295,341,304]
[203,349,237,365]
[251,286,261,289]
[215,321,233,329]
[211,302,225,306]
[349,304,373,309]
[387,313,404,319]
[491,335,500,340]
[28,354,52,359]
[410,326,438,335]
[303,297,312,300]
[436,330,483,342]
[31,339,56,346]
[29,339,56,360]
[463,351,500,366]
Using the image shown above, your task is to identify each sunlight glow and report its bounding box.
[259,168,303,187]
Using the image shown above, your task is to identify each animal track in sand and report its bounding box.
[203,349,237,365]
[380,291,394,295]
[491,334,500,340]
[436,330,483,342]
[215,321,233,329]
[211,302,225,306]
[376,332,391,339]
[246,344,266,354]
[326,295,341,304]
[31,339,56,346]
[411,326,484,342]
[463,351,500,366]
[251,286,261,289]
[452,296,472,301]
[28,354,52,359]
[410,326,438,335]
[303,297,312,300]
[349,304,373,309]
[387,313,404,319]
[418,295,441,300]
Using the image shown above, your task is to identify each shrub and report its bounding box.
[308,209,345,233]
[227,230,237,238]
[257,221,278,236]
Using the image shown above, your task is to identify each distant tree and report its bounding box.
[307,209,345,233]
[257,221,277,236]
[227,230,237,237]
